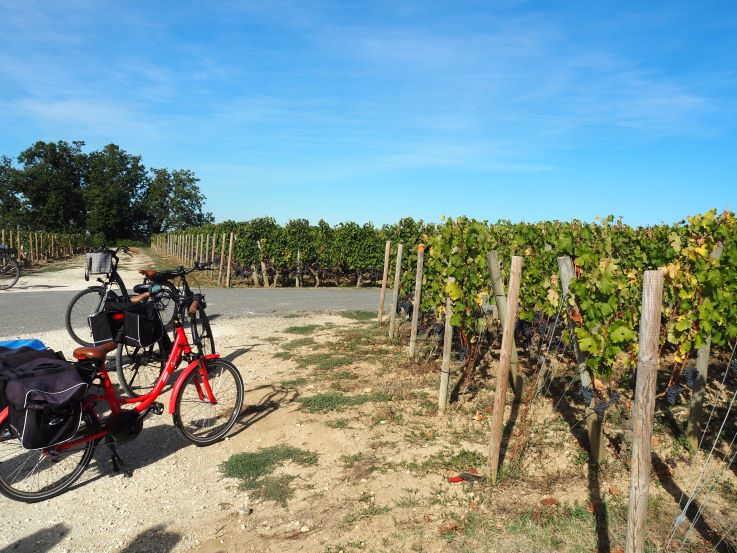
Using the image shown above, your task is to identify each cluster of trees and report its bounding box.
[0,140,213,242]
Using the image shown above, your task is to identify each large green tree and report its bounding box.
[15,141,86,232]
[84,144,148,241]
[0,156,27,228]
[143,168,213,234]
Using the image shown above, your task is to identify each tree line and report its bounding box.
[0,140,213,243]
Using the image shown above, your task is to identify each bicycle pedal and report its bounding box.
[149,402,164,415]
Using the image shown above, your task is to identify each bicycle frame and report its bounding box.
[0,318,220,452]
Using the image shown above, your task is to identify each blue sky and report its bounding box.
[1,1,735,226]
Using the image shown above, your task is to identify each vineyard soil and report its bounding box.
[2,313,735,552]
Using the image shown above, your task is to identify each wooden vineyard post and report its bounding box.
[225,232,234,288]
[204,233,210,264]
[559,255,606,464]
[408,244,425,359]
[378,240,391,323]
[685,245,721,450]
[625,270,664,553]
[211,234,216,263]
[488,256,523,482]
[388,243,404,340]
[438,292,454,413]
[486,250,522,397]
[218,233,226,285]
[296,250,302,288]
[686,337,711,450]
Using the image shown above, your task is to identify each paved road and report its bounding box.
[0,288,384,337]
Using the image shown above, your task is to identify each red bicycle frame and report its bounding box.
[0,323,220,451]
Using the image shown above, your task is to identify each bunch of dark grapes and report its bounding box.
[397,297,413,319]
[594,400,608,420]
[431,322,444,337]
[608,390,621,405]
[729,360,737,375]
[578,386,594,405]
[458,345,469,362]
[682,366,697,389]
[666,384,682,405]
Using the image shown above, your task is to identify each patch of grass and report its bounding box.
[298,391,392,413]
[394,488,421,508]
[283,337,316,350]
[220,445,318,506]
[255,475,297,507]
[340,453,364,467]
[282,313,302,319]
[297,352,355,370]
[342,505,391,527]
[340,310,376,321]
[332,369,358,380]
[327,418,351,429]
[283,324,322,335]
[281,377,308,387]
[403,448,486,475]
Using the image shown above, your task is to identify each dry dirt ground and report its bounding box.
[1,259,736,553]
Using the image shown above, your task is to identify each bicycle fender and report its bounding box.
[168,354,221,414]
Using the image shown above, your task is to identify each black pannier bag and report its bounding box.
[89,301,163,348]
[2,358,88,450]
[0,346,63,412]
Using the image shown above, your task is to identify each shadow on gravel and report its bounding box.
[222,345,258,362]
[118,524,181,553]
[0,523,69,553]
[228,383,299,439]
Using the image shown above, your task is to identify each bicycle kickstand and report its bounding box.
[104,437,133,478]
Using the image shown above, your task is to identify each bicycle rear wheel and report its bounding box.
[0,410,98,503]
[173,358,244,446]
[115,340,167,397]
[0,256,20,290]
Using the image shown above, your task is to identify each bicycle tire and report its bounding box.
[65,286,120,347]
[0,410,98,503]
[115,339,167,397]
[173,358,244,446]
[0,256,20,290]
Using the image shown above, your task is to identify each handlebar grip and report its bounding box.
[130,291,151,304]
[188,300,200,315]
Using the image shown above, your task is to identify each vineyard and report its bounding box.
[154,210,737,551]
[0,227,93,268]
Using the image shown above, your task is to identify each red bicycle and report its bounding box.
[0,291,244,503]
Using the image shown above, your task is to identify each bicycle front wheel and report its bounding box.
[115,340,167,397]
[0,410,98,503]
[173,358,244,446]
[0,256,20,290]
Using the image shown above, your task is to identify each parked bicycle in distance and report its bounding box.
[65,247,178,347]
[0,245,20,290]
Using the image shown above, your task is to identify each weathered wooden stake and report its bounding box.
[408,245,425,359]
[486,250,522,397]
[438,293,454,413]
[559,255,606,464]
[488,256,523,482]
[388,243,404,339]
[378,241,391,323]
[625,270,664,553]
[226,233,234,288]
[216,234,224,284]
[686,338,711,450]
[296,250,302,288]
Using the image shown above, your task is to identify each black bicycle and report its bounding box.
[115,261,215,397]
[0,245,20,290]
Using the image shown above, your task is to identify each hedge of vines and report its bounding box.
[157,210,737,377]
